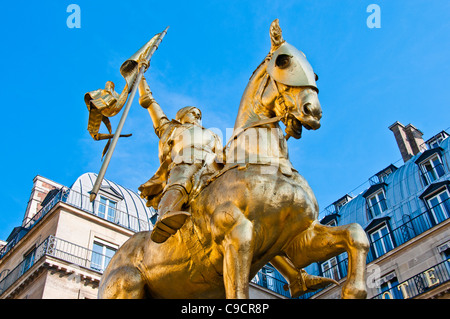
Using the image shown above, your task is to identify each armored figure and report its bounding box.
[138,76,223,243]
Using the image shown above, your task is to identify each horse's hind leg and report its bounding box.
[212,202,255,299]
[285,221,369,299]
[98,265,147,299]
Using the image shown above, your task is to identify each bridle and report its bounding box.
[224,69,293,149]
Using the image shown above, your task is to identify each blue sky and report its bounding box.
[0,1,449,240]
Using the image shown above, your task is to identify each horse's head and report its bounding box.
[256,19,322,139]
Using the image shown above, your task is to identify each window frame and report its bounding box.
[21,247,37,275]
[90,239,118,272]
[369,223,395,258]
[96,195,118,223]
[419,154,445,185]
[320,256,341,281]
[426,188,450,225]
[367,189,388,219]
[379,275,403,299]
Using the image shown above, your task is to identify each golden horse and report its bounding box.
[98,20,369,299]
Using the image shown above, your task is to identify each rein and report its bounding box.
[224,73,291,149]
[224,115,283,149]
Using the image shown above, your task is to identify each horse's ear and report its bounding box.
[270,19,285,53]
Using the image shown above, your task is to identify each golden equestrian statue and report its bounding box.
[97,19,369,299]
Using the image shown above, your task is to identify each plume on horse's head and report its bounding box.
[270,19,285,53]
[266,20,318,90]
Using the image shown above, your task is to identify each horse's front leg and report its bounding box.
[212,203,255,299]
[285,221,370,299]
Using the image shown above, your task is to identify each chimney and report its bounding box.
[22,175,63,227]
[389,122,426,163]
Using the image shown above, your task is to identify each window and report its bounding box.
[367,190,388,218]
[438,242,450,260]
[321,257,340,281]
[378,169,393,183]
[370,224,394,258]
[426,131,449,149]
[21,248,36,275]
[335,202,346,213]
[332,194,352,213]
[429,140,441,149]
[437,242,450,275]
[427,189,450,224]
[91,241,117,272]
[97,196,117,222]
[379,276,403,299]
[420,155,445,185]
[370,165,397,185]
[260,266,276,291]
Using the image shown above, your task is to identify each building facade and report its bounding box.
[300,122,450,299]
[0,173,284,299]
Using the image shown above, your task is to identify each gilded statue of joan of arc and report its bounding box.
[138,76,224,243]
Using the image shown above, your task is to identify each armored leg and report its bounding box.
[151,185,191,243]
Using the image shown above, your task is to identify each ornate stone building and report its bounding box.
[302,122,450,299]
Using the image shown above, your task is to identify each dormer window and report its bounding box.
[369,164,397,185]
[426,131,449,149]
[420,155,445,185]
[363,183,388,219]
[98,196,117,222]
[92,185,123,223]
[332,194,353,214]
[419,181,450,225]
[368,190,388,218]
[415,148,445,186]
[428,190,450,224]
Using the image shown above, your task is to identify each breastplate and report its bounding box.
[170,125,218,164]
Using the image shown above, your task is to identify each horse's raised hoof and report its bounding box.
[304,273,339,292]
[151,211,191,243]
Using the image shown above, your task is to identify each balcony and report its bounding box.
[0,235,110,297]
[0,188,152,260]
[372,258,450,299]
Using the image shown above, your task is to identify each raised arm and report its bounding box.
[138,76,170,138]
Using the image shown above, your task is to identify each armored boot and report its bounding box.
[283,269,339,298]
[151,186,191,243]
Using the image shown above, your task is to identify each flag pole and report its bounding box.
[90,26,169,202]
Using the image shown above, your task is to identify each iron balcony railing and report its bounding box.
[366,196,450,263]
[0,235,113,296]
[23,188,153,233]
[251,265,290,298]
[372,258,450,299]
[0,187,153,260]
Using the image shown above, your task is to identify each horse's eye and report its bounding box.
[275,54,291,69]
